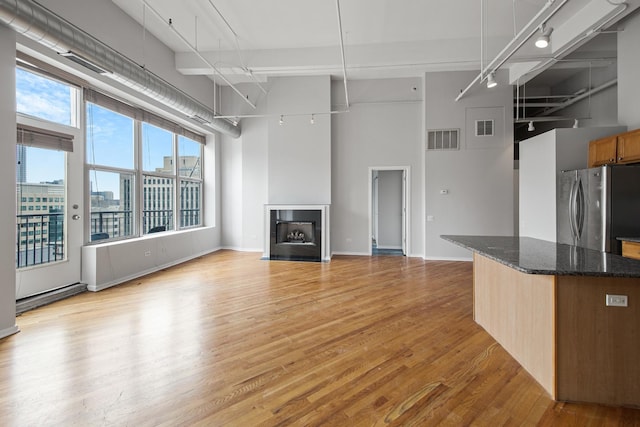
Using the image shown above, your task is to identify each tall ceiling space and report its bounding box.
[112,0,640,129]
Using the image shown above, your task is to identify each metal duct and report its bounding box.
[0,0,240,138]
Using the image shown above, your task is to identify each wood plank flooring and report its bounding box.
[1,251,639,426]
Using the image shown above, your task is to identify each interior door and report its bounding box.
[15,121,83,299]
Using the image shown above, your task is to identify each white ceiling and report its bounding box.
[112,0,637,93]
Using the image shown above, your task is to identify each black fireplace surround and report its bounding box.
[270,209,322,261]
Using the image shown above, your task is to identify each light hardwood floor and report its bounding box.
[1,251,639,426]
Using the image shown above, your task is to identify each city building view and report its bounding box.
[16,145,65,268]
[89,155,201,242]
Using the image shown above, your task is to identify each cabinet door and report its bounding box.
[588,136,617,167]
[617,130,640,164]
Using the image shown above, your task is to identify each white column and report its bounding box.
[0,23,19,339]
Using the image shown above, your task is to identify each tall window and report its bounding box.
[86,91,204,242]
[142,123,174,234]
[15,67,77,267]
[86,102,135,241]
[178,136,202,228]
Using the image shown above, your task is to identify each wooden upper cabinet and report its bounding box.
[617,129,640,164]
[588,136,618,167]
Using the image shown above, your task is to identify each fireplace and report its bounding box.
[266,205,328,261]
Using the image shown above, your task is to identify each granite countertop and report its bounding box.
[441,235,640,278]
[618,237,640,243]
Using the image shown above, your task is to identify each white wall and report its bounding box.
[332,78,423,256]
[618,11,640,130]
[220,135,243,250]
[82,227,220,291]
[377,170,403,249]
[0,24,18,339]
[519,131,557,241]
[267,76,331,205]
[220,116,269,252]
[425,71,514,260]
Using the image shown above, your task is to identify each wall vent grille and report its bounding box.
[475,119,494,136]
[427,129,460,151]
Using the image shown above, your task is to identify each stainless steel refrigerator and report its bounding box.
[557,164,640,254]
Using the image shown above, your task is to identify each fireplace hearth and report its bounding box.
[269,208,322,261]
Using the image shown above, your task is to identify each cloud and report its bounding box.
[16,68,72,125]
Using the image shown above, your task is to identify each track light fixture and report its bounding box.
[535,24,553,48]
[279,115,284,126]
[528,121,535,132]
[487,72,497,89]
[310,114,315,125]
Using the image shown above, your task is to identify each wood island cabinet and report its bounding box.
[588,129,640,167]
[622,240,640,260]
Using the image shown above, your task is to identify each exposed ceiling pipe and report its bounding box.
[514,78,617,125]
[455,0,569,102]
[536,78,617,118]
[203,0,268,96]
[141,0,256,110]
[336,0,350,109]
[0,0,241,138]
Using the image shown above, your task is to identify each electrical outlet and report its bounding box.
[606,294,628,307]
[144,251,151,257]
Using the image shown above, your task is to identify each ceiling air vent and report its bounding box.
[190,115,211,125]
[475,119,494,137]
[427,129,460,151]
[59,51,110,75]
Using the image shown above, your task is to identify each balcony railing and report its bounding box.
[143,209,173,234]
[180,208,201,228]
[16,213,64,268]
[90,210,133,241]
[89,208,202,241]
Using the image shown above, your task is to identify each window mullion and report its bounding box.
[173,133,179,231]
[135,119,142,238]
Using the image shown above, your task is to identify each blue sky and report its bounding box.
[16,68,201,197]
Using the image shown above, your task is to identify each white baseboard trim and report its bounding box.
[0,325,20,340]
[423,256,473,262]
[221,246,264,253]
[87,248,220,292]
[376,245,403,250]
[332,251,370,256]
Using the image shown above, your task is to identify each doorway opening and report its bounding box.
[369,167,409,256]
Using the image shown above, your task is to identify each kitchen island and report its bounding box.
[442,235,640,407]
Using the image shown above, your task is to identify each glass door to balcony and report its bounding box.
[16,142,83,300]
[15,65,83,300]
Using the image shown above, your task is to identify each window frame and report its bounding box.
[85,92,205,244]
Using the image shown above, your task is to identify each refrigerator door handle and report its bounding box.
[575,178,585,239]
[568,178,578,241]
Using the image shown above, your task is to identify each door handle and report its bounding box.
[568,179,578,241]
[575,179,585,239]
